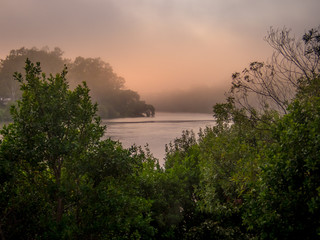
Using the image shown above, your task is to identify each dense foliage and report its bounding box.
[1,27,320,239]
[0,60,157,239]
[157,27,320,239]
[0,47,154,119]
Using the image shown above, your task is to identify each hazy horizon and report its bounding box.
[1,0,320,102]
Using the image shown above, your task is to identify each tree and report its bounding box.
[243,76,320,239]
[0,47,66,101]
[0,59,105,237]
[229,26,320,120]
[68,140,156,240]
[68,57,155,118]
[0,59,156,239]
[68,56,125,96]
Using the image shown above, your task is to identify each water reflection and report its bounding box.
[103,112,215,165]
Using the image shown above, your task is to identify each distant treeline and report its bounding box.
[0,47,154,119]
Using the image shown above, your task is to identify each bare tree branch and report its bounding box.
[228,26,320,121]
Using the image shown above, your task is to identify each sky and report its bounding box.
[1,0,320,97]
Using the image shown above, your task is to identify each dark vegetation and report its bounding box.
[0,47,154,119]
[1,26,320,239]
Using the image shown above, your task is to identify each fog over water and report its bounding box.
[104,112,215,165]
[143,85,227,113]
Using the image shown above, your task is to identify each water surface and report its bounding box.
[103,112,215,165]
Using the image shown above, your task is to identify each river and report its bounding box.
[103,112,215,165]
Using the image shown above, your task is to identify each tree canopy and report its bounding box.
[0,59,157,239]
[156,26,320,239]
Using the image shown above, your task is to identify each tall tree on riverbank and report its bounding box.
[0,60,156,239]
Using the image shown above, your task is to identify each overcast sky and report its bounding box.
[1,0,320,96]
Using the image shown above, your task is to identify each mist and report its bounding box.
[143,85,227,113]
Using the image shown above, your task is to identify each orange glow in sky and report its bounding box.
[1,0,319,97]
